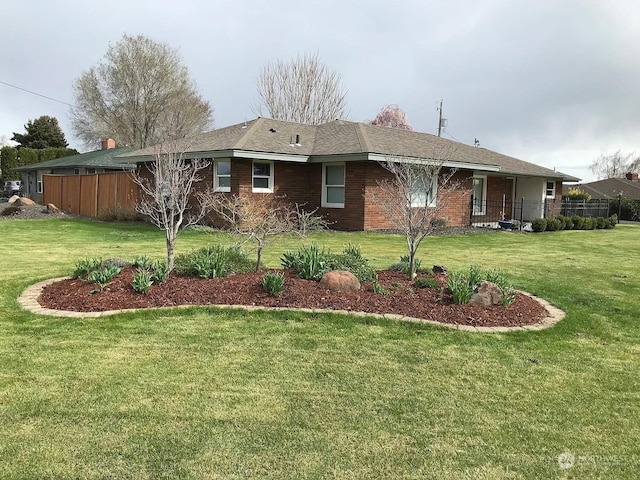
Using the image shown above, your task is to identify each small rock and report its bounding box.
[320,270,361,292]
[46,203,61,214]
[469,280,503,306]
[432,265,448,274]
[14,197,36,206]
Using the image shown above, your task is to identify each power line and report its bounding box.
[0,79,75,108]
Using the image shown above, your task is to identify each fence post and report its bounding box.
[469,195,474,226]
[520,197,524,230]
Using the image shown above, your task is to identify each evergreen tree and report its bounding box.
[11,116,69,149]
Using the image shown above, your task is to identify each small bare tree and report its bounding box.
[204,194,325,270]
[367,157,461,279]
[590,150,640,179]
[133,145,211,270]
[370,105,413,130]
[252,52,348,125]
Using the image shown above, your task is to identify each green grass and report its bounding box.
[1,218,639,479]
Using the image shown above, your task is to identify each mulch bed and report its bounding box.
[39,268,548,327]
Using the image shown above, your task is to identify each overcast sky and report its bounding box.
[1,0,639,182]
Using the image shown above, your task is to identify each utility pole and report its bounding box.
[437,99,443,137]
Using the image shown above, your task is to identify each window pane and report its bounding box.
[217,161,230,176]
[253,177,269,189]
[326,165,344,186]
[326,186,344,204]
[253,163,270,176]
[218,177,230,188]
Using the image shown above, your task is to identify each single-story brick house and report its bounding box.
[14,139,134,203]
[119,118,579,231]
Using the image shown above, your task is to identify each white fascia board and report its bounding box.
[231,149,309,162]
[368,154,501,172]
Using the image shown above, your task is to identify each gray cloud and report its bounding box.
[1,0,639,182]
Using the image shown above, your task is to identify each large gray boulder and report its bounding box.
[469,281,503,306]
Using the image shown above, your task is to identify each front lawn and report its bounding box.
[0,219,638,479]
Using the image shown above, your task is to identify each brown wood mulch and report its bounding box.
[38,268,547,328]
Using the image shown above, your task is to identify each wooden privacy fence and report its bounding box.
[43,172,138,218]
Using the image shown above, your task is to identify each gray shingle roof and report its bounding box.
[570,177,640,199]
[14,147,135,171]
[118,118,579,180]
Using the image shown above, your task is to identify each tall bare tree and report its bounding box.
[133,144,211,270]
[366,157,460,279]
[370,105,413,130]
[72,34,213,149]
[252,52,348,125]
[590,150,640,179]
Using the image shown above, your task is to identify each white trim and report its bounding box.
[368,154,501,172]
[252,160,273,193]
[321,162,345,208]
[214,159,231,192]
[234,150,308,162]
[472,174,487,215]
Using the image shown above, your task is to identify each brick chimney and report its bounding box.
[625,172,638,182]
[101,138,116,150]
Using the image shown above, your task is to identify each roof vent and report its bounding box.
[269,128,277,133]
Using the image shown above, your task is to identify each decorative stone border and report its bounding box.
[18,277,565,333]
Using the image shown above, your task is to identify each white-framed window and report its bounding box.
[410,174,438,208]
[546,180,556,198]
[74,168,80,175]
[472,175,487,215]
[321,162,345,208]
[214,160,231,192]
[252,160,273,193]
[86,168,96,174]
[36,171,44,194]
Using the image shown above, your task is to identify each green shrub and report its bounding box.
[132,268,153,293]
[73,257,102,278]
[562,216,574,230]
[555,215,568,230]
[262,271,285,296]
[448,272,473,305]
[133,255,153,270]
[150,260,170,283]
[281,243,332,281]
[102,257,132,269]
[570,215,584,230]
[531,218,547,232]
[371,274,387,294]
[86,265,122,291]
[430,217,447,230]
[175,245,253,278]
[414,277,440,289]
[329,245,377,283]
[608,215,618,228]
[545,217,561,232]
[595,217,607,229]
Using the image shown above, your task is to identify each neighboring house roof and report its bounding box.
[14,147,136,171]
[119,118,579,181]
[567,177,640,200]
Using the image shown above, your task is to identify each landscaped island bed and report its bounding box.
[39,268,547,327]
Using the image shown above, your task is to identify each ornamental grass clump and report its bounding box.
[262,271,285,296]
[73,257,102,278]
[132,268,153,294]
[281,243,332,281]
[175,245,253,278]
